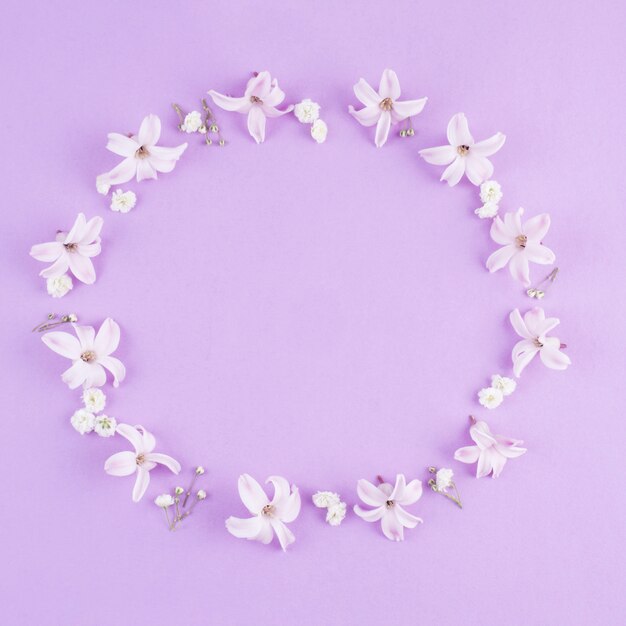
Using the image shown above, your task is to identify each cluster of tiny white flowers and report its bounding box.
[475,180,502,219]
[312,490,346,526]
[70,388,116,436]
[110,189,137,213]
[155,494,175,508]
[46,274,73,298]
[294,99,328,144]
[435,468,454,493]
[181,110,204,133]
[477,374,517,409]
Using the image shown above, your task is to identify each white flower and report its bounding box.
[197,489,207,500]
[182,111,203,133]
[110,190,137,213]
[480,180,503,204]
[491,374,517,396]
[326,502,347,526]
[96,177,111,195]
[294,99,320,124]
[82,387,106,413]
[70,409,95,434]
[311,119,328,144]
[154,494,175,508]
[94,414,117,437]
[478,387,504,409]
[475,202,499,219]
[435,468,454,492]
[46,274,73,298]
[312,491,341,508]
[67,313,78,322]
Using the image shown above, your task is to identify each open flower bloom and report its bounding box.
[348,69,427,148]
[208,71,294,144]
[486,208,555,287]
[454,419,526,478]
[96,114,187,191]
[510,307,571,377]
[104,424,181,502]
[354,474,423,542]
[226,474,301,551]
[419,113,505,186]
[41,317,126,389]
[30,213,103,284]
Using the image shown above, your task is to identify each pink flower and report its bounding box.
[348,69,427,148]
[226,474,301,551]
[486,208,555,287]
[96,114,187,191]
[104,424,180,502]
[454,419,526,478]
[510,307,571,377]
[353,474,423,542]
[208,71,294,144]
[41,317,126,389]
[419,113,505,186]
[30,213,103,284]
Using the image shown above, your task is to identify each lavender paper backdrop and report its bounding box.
[1,1,625,624]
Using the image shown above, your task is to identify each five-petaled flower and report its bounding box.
[208,71,294,144]
[486,207,555,287]
[510,307,571,377]
[225,474,301,551]
[353,474,423,542]
[454,419,526,478]
[104,424,181,502]
[96,114,187,192]
[41,317,126,389]
[348,69,427,148]
[30,213,103,285]
[419,113,505,186]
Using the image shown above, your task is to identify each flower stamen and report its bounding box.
[516,234,528,248]
[80,350,96,362]
[261,504,275,517]
[379,97,393,111]
[135,145,150,159]
[385,500,395,509]
[457,145,470,155]
[136,453,145,466]
[250,95,263,104]
[533,338,544,348]
[63,243,78,253]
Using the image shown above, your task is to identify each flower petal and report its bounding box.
[486,245,517,273]
[464,153,493,186]
[392,97,427,123]
[149,144,187,162]
[389,474,407,501]
[374,111,391,147]
[441,156,465,186]
[277,487,301,523]
[261,104,294,118]
[104,451,137,476]
[348,104,380,128]
[101,157,137,186]
[381,509,404,541]
[247,107,266,144]
[476,449,495,478]
[94,318,120,357]
[494,438,527,459]
[61,360,89,389]
[508,251,531,286]
[523,213,551,241]
[77,242,101,258]
[523,307,547,337]
[144,452,181,474]
[353,78,380,106]
[138,426,155,452]
[454,445,480,464]
[540,340,572,371]
[83,362,106,388]
[267,475,290,508]
[238,474,268,514]
[79,216,103,245]
[357,479,387,506]
[398,479,423,506]
[208,90,251,113]
[98,356,126,387]
[471,132,506,157]
[353,504,385,522]
[510,308,533,339]
[395,504,423,528]
[525,244,556,265]
[270,519,295,551]
[263,79,286,107]
[246,71,272,99]
[447,113,473,146]
[116,423,144,453]
[73,325,94,351]
[226,515,264,539]
[470,420,497,449]
[378,68,401,100]
[68,253,96,284]
[137,114,161,147]
[106,133,138,157]
[512,339,539,377]
[489,451,507,478]
[490,215,516,245]
[39,254,70,279]
[132,467,151,502]
[136,159,157,182]
[418,145,456,165]
[41,331,82,359]
[30,241,63,262]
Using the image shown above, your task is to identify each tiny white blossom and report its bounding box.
[67,313,78,322]
[491,374,517,396]
[435,468,454,492]
[475,202,499,219]
[46,274,73,298]
[182,111,203,133]
[110,189,137,213]
[154,494,175,508]
[70,409,95,435]
[311,119,328,144]
[326,502,347,526]
[94,414,117,437]
[478,387,504,409]
[96,177,111,195]
[294,98,320,124]
[198,124,207,134]
[82,387,106,413]
[197,489,207,500]
[480,180,503,204]
[312,491,341,508]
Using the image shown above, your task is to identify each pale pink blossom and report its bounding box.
[354,474,423,542]
[510,307,571,377]
[96,114,187,191]
[30,213,103,284]
[104,424,180,502]
[486,207,555,287]
[41,317,126,389]
[226,474,301,551]
[348,69,427,148]
[454,419,526,478]
[208,71,294,144]
[419,113,505,186]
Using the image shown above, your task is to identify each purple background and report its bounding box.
[2,1,625,624]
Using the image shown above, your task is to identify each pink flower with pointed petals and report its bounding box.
[41,317,126,389]
[353,474,423,542]
[225,474,301,551]
[104,424,180,502]
[96,114,187,192]
[348,69,427,148]
[30,213,103,285]
[486,208,555,287]
[208,71,294,144]
[454,419,526,478]
[510,307,571,377]
[419,113,505,186]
